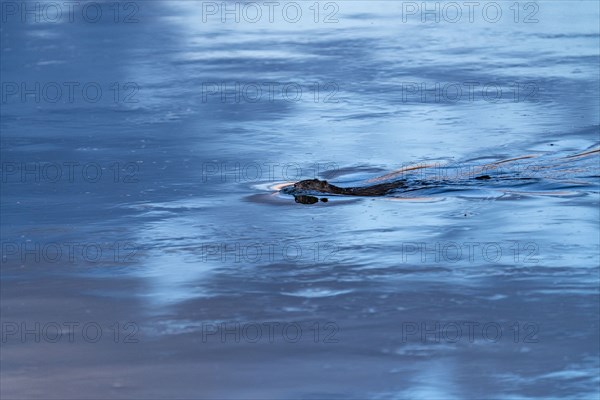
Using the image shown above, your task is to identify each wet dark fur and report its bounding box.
[292,178,408,196]
[282,147,600,203]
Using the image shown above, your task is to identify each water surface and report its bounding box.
[1,1,599,398]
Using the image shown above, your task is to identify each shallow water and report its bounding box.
[1,1,599,398]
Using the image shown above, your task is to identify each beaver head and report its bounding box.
[293,179,331,192]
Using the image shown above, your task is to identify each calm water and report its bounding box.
[1,1,599,398]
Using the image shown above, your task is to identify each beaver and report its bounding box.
[284,174,487,204]
[284,178,412,204]
[291,178,408,196]
[285,176,496,203]
[281,147,600,204]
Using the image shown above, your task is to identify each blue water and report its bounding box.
[1,1,599,398]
